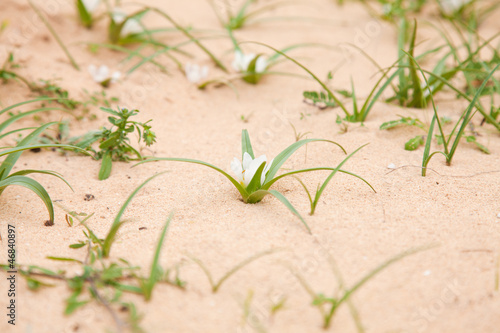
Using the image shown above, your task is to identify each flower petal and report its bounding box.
[242,152,253,170]
[121,18,142,37]
[244,155,267,187]
[261,157,274,185]
[111,71,121,82]
[255,56,268,73]
[231,157,244,183]
[82,0,100,13]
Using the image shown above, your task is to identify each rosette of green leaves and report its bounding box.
[137,130,373,233]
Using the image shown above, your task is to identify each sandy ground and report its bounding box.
[1,0,500,332]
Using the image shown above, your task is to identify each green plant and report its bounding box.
[106,6,227,72]
[293,143,375,215]
[294,245,434,328]
[418,59,499,175]
[74,106,156,180]
[241,42,393,122]
[136,130,372,233]
[0,98,88,225]
[207,0,303,30]
[76,0,100,28]
[1,174,183,332]
[189,249,277,293]
[0,53,36,94]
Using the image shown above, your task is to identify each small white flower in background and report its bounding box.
[423,270,432,276]
[81,0,100,13]
[497,212,500,218]
[231,152,274,188]
[185,63,209,84]
[387,163,396,169]
[440,0,472,13]
[232,50,267,73]
[111,8,143,37]
[88,64,121,87]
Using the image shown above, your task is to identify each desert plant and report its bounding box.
[71,106,156,180]
[136,130,373,233]
[415,57,499,175]
[0,98,88,225]
[294,244,434,328]
[1,173,183,331]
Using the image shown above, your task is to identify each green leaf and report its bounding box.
[65,294,88,315]
[9,169,72,191]
[264,167,375,193]
[465,136,490,154]
[46,256,82,263]
[0,97,61,117]
[0,122,58,179]
[142,211,174,301]
[134,158,249,200]
[311,144,370,215]
[447,63,499,163]
[76,0,93,28]
[0,108,63,134]
[263,139,346,184]
[241,129,255,159]
[242,54,264,84]
[246,189,310,233]
[407,20,425,108]
[405,135,424,151]
[98,151,113,180]
[245,161,266,195]
[0,176,55,223]
[102,172,168,257]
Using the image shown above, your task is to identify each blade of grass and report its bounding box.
[311,144,370,215]
[28,0,79,70]
[0,175,56,223]
[264,139,346,183]
[102,172,168,257]
[142,211,174,301]
[241,129,255,159]
[134,157,248,200]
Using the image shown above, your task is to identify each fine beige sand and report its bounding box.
[1,0,500,332]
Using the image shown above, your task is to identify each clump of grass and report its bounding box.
[418,59,499,175]
[0,98,88,226]
[293,244,434,328]
[1,174,183,332]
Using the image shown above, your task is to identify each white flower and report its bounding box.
[387,163,396,169]
[88,65,121,86]
[81,0,100,13]
[231,152,274,188]
[185,63,209,84]
[111,8,143,37]
[232,50,267,73]
[440,0,472,13]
